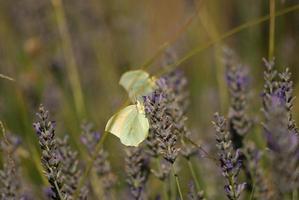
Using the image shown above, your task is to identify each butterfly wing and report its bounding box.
[119,70,156,102]
[105,105,149,147]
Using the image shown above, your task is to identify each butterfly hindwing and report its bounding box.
[105,104,149,147]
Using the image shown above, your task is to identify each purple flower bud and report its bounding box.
[43,187,55,198]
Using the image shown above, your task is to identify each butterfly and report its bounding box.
[105,70,156,146]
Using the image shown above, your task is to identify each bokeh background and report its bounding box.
[0,0,299,198]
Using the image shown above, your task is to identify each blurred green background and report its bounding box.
[0,0,299,198]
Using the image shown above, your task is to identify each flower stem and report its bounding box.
[228,175,237,200]
[54,179,64,200]
[187,159,201,193]
[172,165,184,200]
[163,181,169,200]
[293,189,298,200]
[158,3,299,77]
[139,0,203,70]
[249,184,255,200]
[51,0,86,119]
[0,74,14,81]
[269,0,276,59]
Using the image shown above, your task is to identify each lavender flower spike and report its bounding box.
[0,134,20,199]
[278,68,298,135]
[80,122,116,195]
[244,142,274,200]
[213,113,246,200]
[0,161,19,199]
[125,147,149,200]
[33,105,65,200]
[262,97,299,195]
[57,136,88,200]
[143,78,180,163]
[188,181,205,200]
[225,53,251,148]
[262,58,278,97]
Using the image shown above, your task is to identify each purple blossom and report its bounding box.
[125,147,150,200]
[33,105,65,199]
[80,122,101,154]
[213,113,246,200]
[262,90,299,194]
[80,122,116,195]
[224,50,252,151]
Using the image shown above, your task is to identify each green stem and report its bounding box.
[51,0,86,119]
[183,136,217,162]
[228,175,237,200]
[0,121,7,141]
[15,90,48,185]
[158,3,299,77]
[249,184,255,200]
[140,2,202,71]
[163,181,169,200]
[54,180,64,200]
[187,159,201,193]
[43,137,64,200]
[0,74,14,81]
[46,161,64,200]
[172,165,184,200]
[269,0,276,59]
[293,189,298,200]
[170,173,176,200]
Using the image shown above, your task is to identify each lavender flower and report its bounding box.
[0,125,30,200]
[0,133,21,154]
[262,59,298,144]
[180,138,199,160]
[44,187,57,199]
[262,58,278,98]
[0,144,21,200]
[80,122,116,193]
[164,70,190,114]
[278,68,298,135]
[244,142,274,200]
[188,181,205,200]
[80,123,101,154]
[262,59,283,149]
[150,159,171,181]
[213,113,246,200]
[164,70,200,160]
[125,147,150,200]
[33,105,65,200]
[57,136,87,200]
[144,128,160,158]
[143,78,180,163]
[262,97,299,195]
[225,51,251,148]
[0,161,19,199]
[224,50,253,191]
[143,69,196,163]
[261,61,299,195]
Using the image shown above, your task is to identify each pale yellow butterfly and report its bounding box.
[105,101,149,147]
